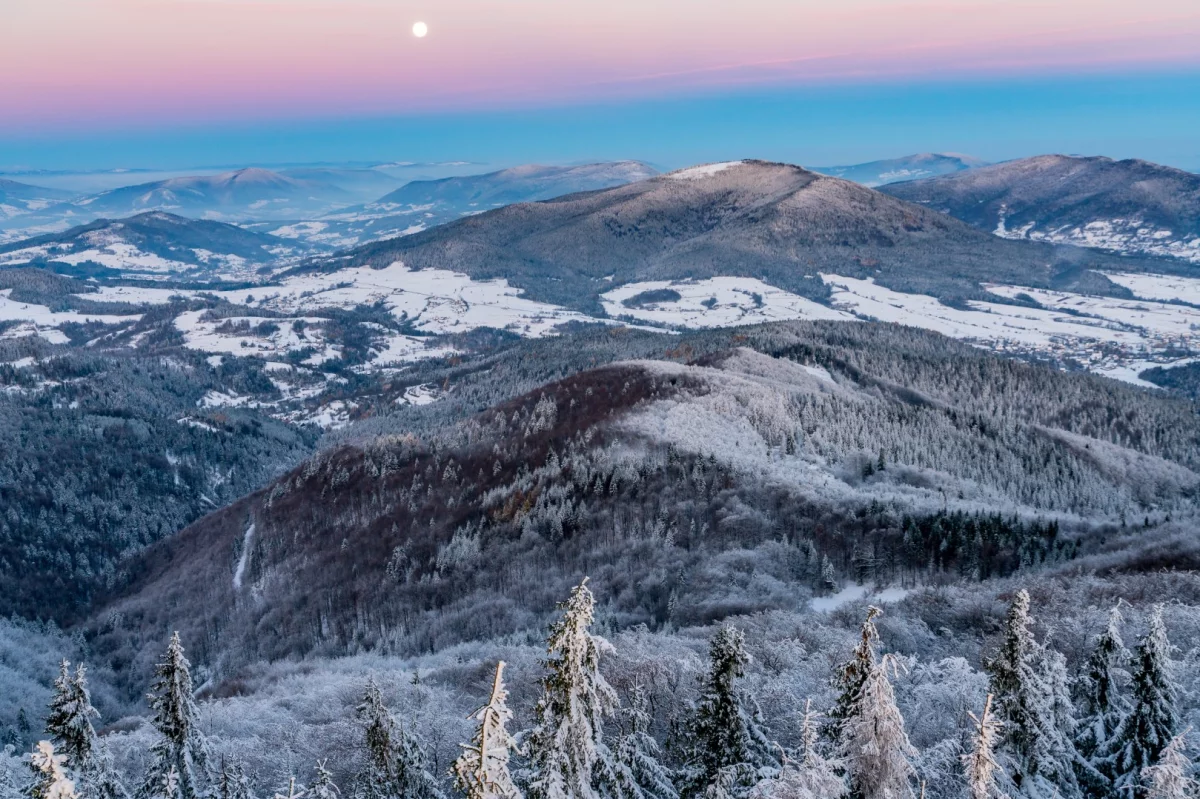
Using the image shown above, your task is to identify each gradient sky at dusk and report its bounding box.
[3,0,1200,171]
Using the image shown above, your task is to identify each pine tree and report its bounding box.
[838,655,916,799]
[987,591,1082,797]
[307,763,339,799]
[137,633,209,799]
[214,760,254,799]
[681,626,777,799]
[393,721,444,799]
[353,679,444,799]
[963,695,1006,799]
[828,607,881,743]
[46,663,96,772]
[454,662,522,799]
[1110,606,1179,799]
[1077,607,1131,769]
[525,579,617,799]
[1141,731,1198,799]
[750,700,844,799]
[26,742,78,799]
[45,662,127,799]
[607,689,676,799]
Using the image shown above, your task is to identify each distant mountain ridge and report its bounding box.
[881,154,1200,263]
[0,211,304,278]
[810,153,986,187]
[331,159,1159,313]
[0,178,76,219]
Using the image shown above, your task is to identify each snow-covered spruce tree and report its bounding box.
[827,607,881,743]
[963,695,1006,799]
[393,719,445,799]
[1140,730,1198,799]
[680,626,777,799]
[272,777,305,799]
[986,591,1081,798]
[307,763,339,799]
[1076,607,1131,770]
[214,760,254,799]
[26,742,78,799]
[750,700,844,799]
[137,634,209,799]
[46,663,96,772]
[354,680,395,799]
[1109,606,1179,799]
[525,579,617,799]
[607,688,676,799]
[838,655,917,799]
[45,662,127,799]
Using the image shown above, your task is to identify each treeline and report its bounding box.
[10,581,1192,799]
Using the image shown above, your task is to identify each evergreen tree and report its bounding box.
[44,662,127,799]
[828,607,881,743]
[137,633,209,799]
[307,764,339,799]
[393,722,444,799]
[1141,731,1197,799]
[987,591,1082,798]
[272,778,305,799]
[1110,606,1179,799]
[214,761,254,799]
[26,742,78,799]
[454,662,522,799]
[525,579,617,799]
[838,655,916,799]
[963,695,1006,799]
[1077,607,1131,770]
[353,679,443,799]
[46,663,96,772]
[750,700,843,799]
[607,689,676,799]
[681,626,776,799]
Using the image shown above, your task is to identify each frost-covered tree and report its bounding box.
[987,591,1081,798]
[828,607,881,743]
[681,627,777,799]
[750,701,843,799]
[963,695,1006,799]
[46,664,95,772]
[454,662,522,799]
[137,634,209,799]
[1110,606,1179,799]
[354,679,444,799]
[1076,607,1131,769]
[1141,731,1197,799]
[45,662,126,799]
[839,655,916,799]
[607,689,676,799]
[272,778,305,799]
[525,579,617,799]
[26,742,77,799]
[306,764,339,799]
[213,760,254,799]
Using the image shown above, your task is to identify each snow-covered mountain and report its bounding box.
[0,211,307,279]
[0,178,75,220]
[46,167,354,223]
[881,154,1200,263]
[810,153,986,187]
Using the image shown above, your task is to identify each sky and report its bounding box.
[3,0,1200,172]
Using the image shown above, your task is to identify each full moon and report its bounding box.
[412,21,428,38]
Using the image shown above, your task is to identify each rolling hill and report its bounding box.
[881,155,1200,263]
[810,153,985,187]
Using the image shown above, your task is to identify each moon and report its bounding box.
[412,21,428,38]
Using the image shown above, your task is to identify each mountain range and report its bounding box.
[0,178,74,220]
[810,153,986,187]
[336,159,1155,314]
[881,154,1200,263]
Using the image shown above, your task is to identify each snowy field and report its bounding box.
[1103,272,1200,305]
[601,277,851,327]
[995,214,1200,263]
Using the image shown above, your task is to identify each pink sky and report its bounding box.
[5,0,1200,131]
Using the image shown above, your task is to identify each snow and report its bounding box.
[995,215,1200,263]
[667,162,744,180]
[811,585,912,612]
[400,383,440,406]
[233,524,255,590]
[1103,272,1200,305]
[0,288,137,334]
[174,310,341,363]
[986,284,1200,340]
[601,277,851,328]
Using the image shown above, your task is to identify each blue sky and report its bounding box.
[3,71,1199,174]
